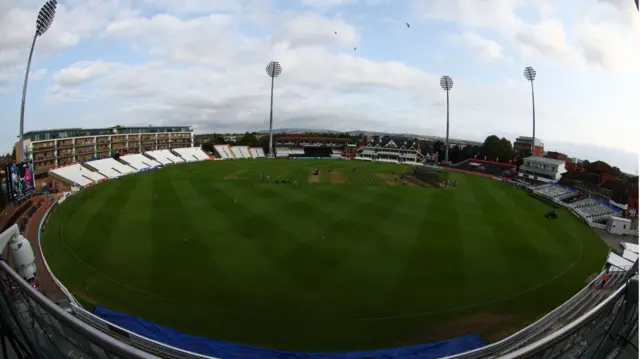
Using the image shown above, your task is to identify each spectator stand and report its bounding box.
[213,145,236,160]
[273,135,354,159]
[531,183,625,227]
[355,140,425,164]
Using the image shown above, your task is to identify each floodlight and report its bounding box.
[523,66,537,156]
[19,0,58,161]
[266,61,283,158]
[439,76,453,163]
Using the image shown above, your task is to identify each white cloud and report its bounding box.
[449,32,509,63]
[411,0,640,73]
[52,61,119,86]
[273,13,360,49]
[0,0,137,84]
[30,68,47,80]
[138,0,245,14]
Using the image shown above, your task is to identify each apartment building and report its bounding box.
[514,136,544,156]
[16,126,193,183]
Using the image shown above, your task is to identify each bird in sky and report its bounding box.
[406,22,410,28]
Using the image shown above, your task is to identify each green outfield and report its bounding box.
[41,159,608,351]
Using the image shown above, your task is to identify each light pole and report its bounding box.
[19,0,58,162]
[523,66,537,156]
[265,61,282,158]
[439,75,453,163]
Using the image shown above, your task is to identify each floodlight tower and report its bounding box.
[265,61,283,158]
[19,0,58,162]
[523,66,537,156]
[439,75,454,163]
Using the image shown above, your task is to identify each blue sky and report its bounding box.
[0,0,638,172]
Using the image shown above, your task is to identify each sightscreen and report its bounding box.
[5,161,36,202]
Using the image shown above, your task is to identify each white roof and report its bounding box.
[523,156,566,166]
[622,242,639,254]
[623,249,639,263]
[607,252,634,271]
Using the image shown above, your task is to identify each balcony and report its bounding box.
[32,145,55,152]
[34,157,54,163]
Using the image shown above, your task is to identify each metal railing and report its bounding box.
[502,276,637,358]
[0,260,158,358]
[2,255,635,359]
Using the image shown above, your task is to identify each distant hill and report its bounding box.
[253,128,481,145]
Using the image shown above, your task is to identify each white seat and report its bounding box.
[77,165,106,182]
[145,150,183,164]
[51,164,96,186]
[120,154,158,170]
[230,146,248,159]
[87,158,136,178]
[145,150,173,165]
[275,147,291,157]
[214,145,234,159]
[161,150,184,163]
[249,148,265,158]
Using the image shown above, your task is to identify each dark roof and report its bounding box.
[21,128,81,136]
[584,161,616,174]
[22,125,191,137]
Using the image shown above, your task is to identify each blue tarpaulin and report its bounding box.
[93,306,484,359]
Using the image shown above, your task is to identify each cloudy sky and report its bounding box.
[0,0,638,172]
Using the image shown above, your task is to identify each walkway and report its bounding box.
[25,196,70,307]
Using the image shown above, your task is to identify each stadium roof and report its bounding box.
[523,156,566,165]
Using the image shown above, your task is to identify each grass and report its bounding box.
[41,159,609,351]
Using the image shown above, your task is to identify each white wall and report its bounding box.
[607,217,632,236]
[554,163,567,181]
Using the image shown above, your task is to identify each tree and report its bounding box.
[433,140,444,153]
[11,147,16,161]
[212,134,226,144]
[201,141,214,154]
[498,137,514,163]
[236,132,259,147]
[479,135,514,163]
[513,149,531,168]
[480,135,502,161]
[432,140,445,161]
[461,145,480,160]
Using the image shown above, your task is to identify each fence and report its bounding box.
[0,260,158,358]
[1,255,635,359]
